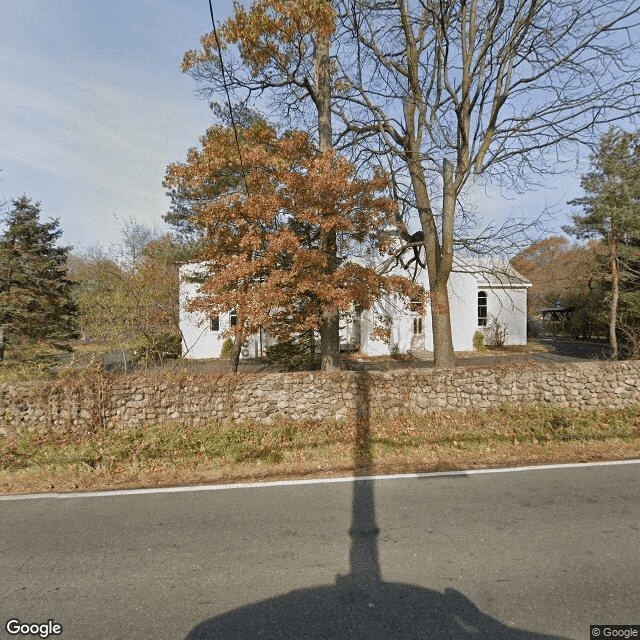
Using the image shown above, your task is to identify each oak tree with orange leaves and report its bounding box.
[183,0,341,368]
[164,122,420,371]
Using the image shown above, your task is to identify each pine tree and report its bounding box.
[0,196,79,360]
[566,129,640,358]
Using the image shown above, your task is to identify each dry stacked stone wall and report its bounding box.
[1,360,639,438]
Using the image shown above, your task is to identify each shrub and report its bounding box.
[472,330,486,351]
[133,333,182,365]
[265,332,315,370]
[220,338,234,359]
[485,319,507,347]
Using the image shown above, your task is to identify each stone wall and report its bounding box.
[1,360,639,438]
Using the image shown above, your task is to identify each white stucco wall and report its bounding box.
[358,268,530,355]
[358,300,391,356]
[481,286,528,345]
[180,264,280,360]
[405,270,477,353]
[180,258,530,359]
[179,264,225,359]
[447,270,478,351]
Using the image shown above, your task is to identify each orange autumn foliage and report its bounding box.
[182,1,335,77]
[164,122,421,342]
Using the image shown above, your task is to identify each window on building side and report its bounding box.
[413,316,423,335]
[210,315,220,332]
[478,291,488,326]
[229,309,238,327]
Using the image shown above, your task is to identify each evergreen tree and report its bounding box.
[566,129,640,358]
[0,196,79,360]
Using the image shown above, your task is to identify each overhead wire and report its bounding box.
[171,4,250,373]
[208,0,250,196]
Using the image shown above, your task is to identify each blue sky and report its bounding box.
[1,0,582,251]
[0,0,236,249]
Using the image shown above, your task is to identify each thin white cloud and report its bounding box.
[0,0,216,247]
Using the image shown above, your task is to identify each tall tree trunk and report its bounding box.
[316,29,340,370]
[319,219,340,370]
[230,319,244,373]
[404,138,456,367]
[320,313,340,370]
[434,158,456,367]
[399,15,457,368]
[430,280,455,368]
[609,231,619,360]
[230,337,242,373]
[0,325,5,362]
[316,32,332,156]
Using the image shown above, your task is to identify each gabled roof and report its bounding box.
[373,228,531,288]
[452,256,532,288]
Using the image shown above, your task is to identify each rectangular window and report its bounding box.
[230,309,238,327]
[210,315,220,332]
[478,291,488,327]
[413,316,423,335]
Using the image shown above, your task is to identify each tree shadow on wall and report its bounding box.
[185,371,568,640]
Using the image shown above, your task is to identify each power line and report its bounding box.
[208,0,250,196]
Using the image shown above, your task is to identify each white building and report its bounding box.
[353,257,531,356]
[179,263,277,359]
[179,257,530,360]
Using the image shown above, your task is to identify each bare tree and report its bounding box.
[333,0,640,366]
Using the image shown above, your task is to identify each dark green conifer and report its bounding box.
[567,129,640,358]
[0,196,79,360]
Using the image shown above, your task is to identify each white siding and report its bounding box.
[359,301,391,356]
[179,264,226,359]
[447,270,477,351]
[483,287,528,345]
[357,267,530,355]
[179,258,530,359]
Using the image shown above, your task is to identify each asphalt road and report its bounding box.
[1,461,638,640]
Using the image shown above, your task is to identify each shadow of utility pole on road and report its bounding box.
[185,370,568,639]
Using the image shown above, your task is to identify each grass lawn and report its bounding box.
[1,405,639,495]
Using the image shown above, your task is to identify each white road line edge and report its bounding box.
[1,458,639,501]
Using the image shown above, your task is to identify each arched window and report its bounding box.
[478,291,488,326]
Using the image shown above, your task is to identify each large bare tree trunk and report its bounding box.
[230,338,242,373]
[609,232,619,360]
[316,30,341,371]
[320,313,340,370]
[397,10,457,369]
[404,121,456,367]
[230,318,245,373]
[433,158,456,367]
[430,282,455,367]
